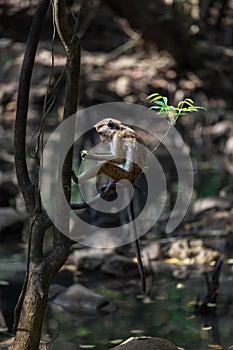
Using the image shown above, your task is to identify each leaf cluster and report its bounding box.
[147,93,207,126]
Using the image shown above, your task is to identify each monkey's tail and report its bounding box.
[128,199,147,295]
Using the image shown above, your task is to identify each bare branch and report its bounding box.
[54,0,73,54]
[14,0,50,215]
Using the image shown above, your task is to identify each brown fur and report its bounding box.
[77,119,146,184]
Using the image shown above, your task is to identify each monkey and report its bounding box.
[70,118,146,185]
[69,118,147,294]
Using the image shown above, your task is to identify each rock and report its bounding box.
[0,181,18,207]
[48,284,66,300]
[115,76,131,96]
[168,239,220,265]
[109,336,184,350]
[142,242,161,260]
[78,255,106,270]
[192,196,232,215]
[0,207,25,240]
[0,336,48,350]
[101,254,139,277]
[52,268,74,287]
[0,337,15,350]
[0,272,25,331]
[53,283,116,315]
[0,38,13,49]
[203,121,233,138]
[80,229,129,248]
[70,248,113,271]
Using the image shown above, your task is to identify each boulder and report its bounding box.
[53,283,116,315]
[101,254,139,277]
[109,336,184,350]
[142,242,161,261]
[192,196,231,215]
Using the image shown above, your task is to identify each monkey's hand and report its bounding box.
[80,149,88,160]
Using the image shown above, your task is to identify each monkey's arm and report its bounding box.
[85,152,126,165]
[85,152,115,161]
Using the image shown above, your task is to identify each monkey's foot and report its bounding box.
[99,180,116,197]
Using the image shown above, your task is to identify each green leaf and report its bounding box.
[188,107,198,112]
[177,100,185,108]
[184,98,194,104]
[154,100,166,106]
[148,93,207,120]
[147,93,161,99]
[183,101,194,108]
[76,327,92,337]
[150,106,162,110]
[147,94,164,102]
[79,345,96,349]
[110,339,124,345]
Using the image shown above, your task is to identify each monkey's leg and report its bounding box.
[77,161,107,184]
[70,161,123,185]
[98,161,141,183]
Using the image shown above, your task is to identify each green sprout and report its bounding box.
[147,93,207,154]
[147,93,207,126]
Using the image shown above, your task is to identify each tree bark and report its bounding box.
[12,272,49,350]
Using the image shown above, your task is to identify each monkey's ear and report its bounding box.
[107,120,116,129]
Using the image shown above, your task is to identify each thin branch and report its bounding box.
[14,0,50,215]
[44,0,81,272]
[54,0,73,53]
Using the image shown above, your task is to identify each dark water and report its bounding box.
[45,264,233,350]
[1,250,232,349]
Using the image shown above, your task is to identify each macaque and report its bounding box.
[70,118,147,294]
[71,118,146,184]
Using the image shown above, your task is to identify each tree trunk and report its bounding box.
[12,214,73,350]
[12,274,49,350]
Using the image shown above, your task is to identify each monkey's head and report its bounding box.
[94,118,122,143]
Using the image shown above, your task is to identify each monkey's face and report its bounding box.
[96,124,114,143]
[95,119,121,143]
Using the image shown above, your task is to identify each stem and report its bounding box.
[149,123,172,155]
